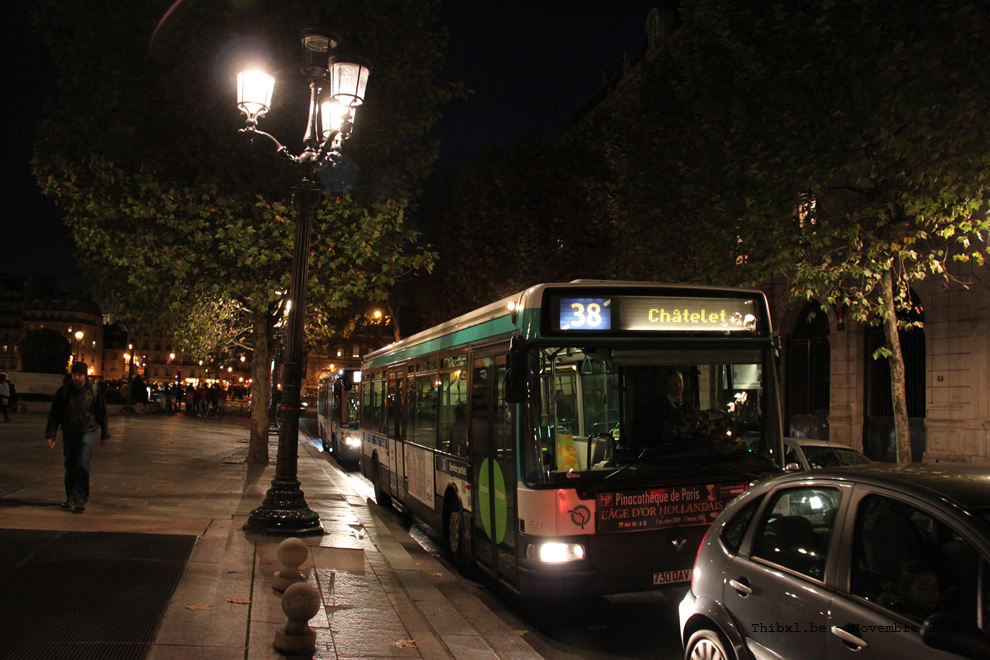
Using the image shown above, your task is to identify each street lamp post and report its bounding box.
[122,344,136,415]
[74,330,84,363]
[236,30,370,535]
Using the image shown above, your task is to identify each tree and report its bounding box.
[33,0,451,462]
[652,0,990,461]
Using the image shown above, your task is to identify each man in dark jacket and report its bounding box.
[45,362,110,512]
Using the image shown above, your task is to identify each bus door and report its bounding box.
[469,350,518,584]
[386,368,405,497]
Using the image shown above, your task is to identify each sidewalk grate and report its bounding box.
[0,530,196,659]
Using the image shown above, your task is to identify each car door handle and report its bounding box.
[830,625,868,649]
[728,578,753,595]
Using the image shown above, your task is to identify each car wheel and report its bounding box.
[685,628,733,660]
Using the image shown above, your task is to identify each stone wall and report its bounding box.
[917,262,990,462]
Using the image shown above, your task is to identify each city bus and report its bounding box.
[359,281,783,597]
[316,369,362,468]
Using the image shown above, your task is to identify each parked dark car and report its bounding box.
[679,463,990,660]
[784,437,871,470]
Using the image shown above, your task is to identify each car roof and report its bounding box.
[765,462,990,512]
[784,437,860,450]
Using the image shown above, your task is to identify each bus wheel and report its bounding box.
[372,456,390,509]
[443,495,468,569]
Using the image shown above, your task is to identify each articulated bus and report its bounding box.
[316,370,363,468]
[359,281,783,597]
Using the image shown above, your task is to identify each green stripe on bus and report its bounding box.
[364,309,542,368]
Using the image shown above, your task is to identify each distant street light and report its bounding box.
[122,343,136,415]
[237,29,370,536]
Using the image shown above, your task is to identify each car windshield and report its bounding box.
[521,345,778,485]
[802,445,871,468]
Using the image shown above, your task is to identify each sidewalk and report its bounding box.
[0,412,541,659]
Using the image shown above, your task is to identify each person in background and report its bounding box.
[196,384,208,416]
[7,378,16,414]
[131,373,149,405]
[0,373,10,422]
[45,362,110,512]
[555,389,576,429]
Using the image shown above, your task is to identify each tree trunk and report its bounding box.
[247,311,272,464]
[386,298,402,342]
[880,269,912,463]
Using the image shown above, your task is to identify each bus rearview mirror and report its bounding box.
[505,339,527,404]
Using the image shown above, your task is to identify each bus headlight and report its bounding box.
[526,542,586,563]
[344,436,361,448]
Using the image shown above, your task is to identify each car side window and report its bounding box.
[784,446,801,468]
[850,494,981,627]
[751,486,840,580]
[719,495,764,555]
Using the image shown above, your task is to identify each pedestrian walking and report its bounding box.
[0,373,10,422]
[45,362,110,512]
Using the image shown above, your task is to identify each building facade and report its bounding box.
[1,275,104,375]
[772,261,990,463]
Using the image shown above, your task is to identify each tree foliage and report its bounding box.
[631,0,990,460]
[32,0,451,461]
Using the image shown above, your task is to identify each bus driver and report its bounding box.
[632,369,691,447]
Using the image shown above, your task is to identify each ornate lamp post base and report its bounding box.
[243,479,323,535]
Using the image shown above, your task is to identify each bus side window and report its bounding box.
[438,368,468,456]
[385,372,404,440]
[360,375,374,431]
[373,373,386,433]
[409,373,438,448]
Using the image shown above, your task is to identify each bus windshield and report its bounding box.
[523,345,776,485]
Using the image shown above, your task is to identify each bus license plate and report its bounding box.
[653,569,691,586]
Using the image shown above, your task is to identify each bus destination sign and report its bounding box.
[555,295,758,333]
[596,482,749,533]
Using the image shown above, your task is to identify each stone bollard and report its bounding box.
[273,582,321,655]
[273,537,309,593]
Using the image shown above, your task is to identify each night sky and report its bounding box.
[3,1,659,291]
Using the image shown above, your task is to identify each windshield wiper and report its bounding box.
[575,449,648,497]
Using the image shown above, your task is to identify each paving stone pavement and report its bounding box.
[0,410,542,659]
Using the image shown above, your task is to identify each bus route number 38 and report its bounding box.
[561,298,612,331]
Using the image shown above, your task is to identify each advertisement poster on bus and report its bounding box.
[596,482,749,533]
